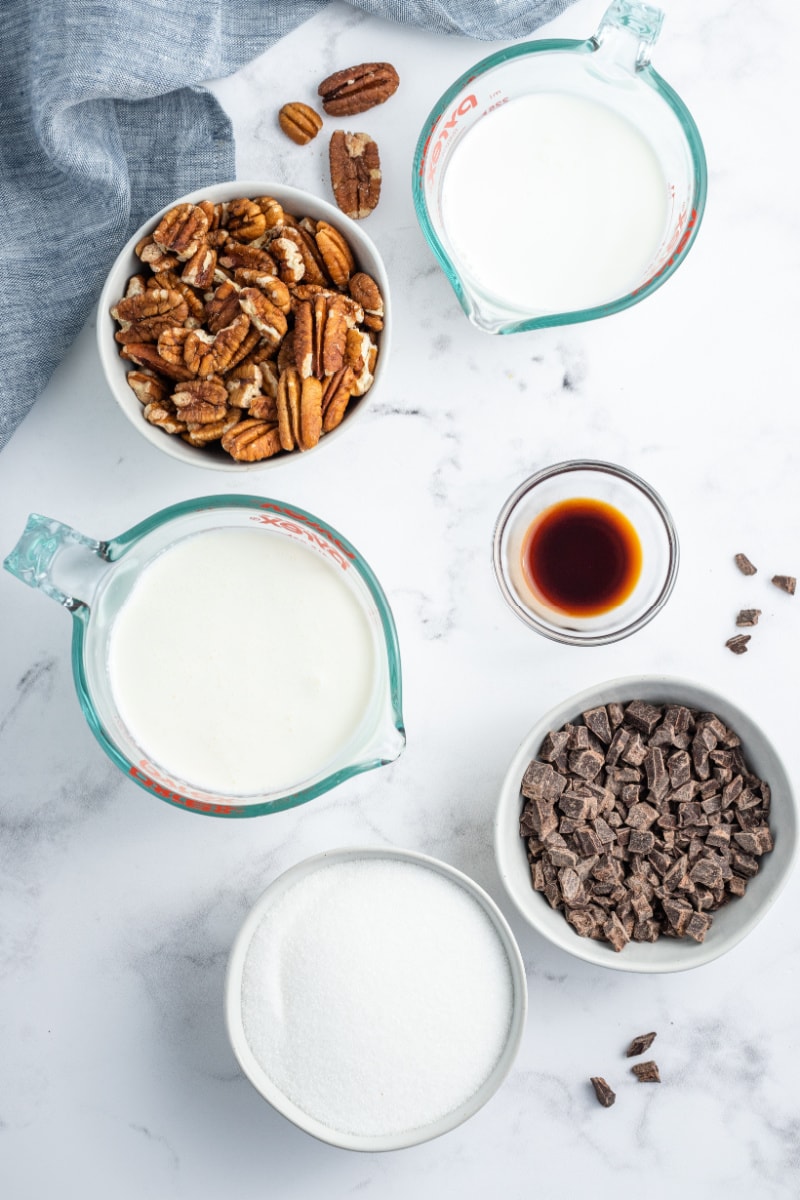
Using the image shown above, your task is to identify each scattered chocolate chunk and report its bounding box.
[626,1032,657,1058]
[631,1061,661,1083]
[734,553,757,576]
[771,575,796,595]
[519,699,773,950]
[735,609,761,626]
[590,1076,616,1107]
[726,634,751,655]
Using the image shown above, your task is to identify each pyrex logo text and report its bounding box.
[423,94,477,184]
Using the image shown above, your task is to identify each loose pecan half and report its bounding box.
[329,131,381,219]
[318,62,399,116]
[279,102,323,145]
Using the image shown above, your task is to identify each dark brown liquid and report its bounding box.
[521,497,642,617]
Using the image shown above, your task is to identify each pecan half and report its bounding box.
[172,377,228,423]
[181,245,217,290]
[348,271,384,330]
[315,220,356,287]
[344,328,377,396]
[153,204,209,261]
[120,342,195,382]
[183,409,241,445]
[126,370,169,407]
[279,102,323,145]
[205,280,243,334]
[293,294,346,379]
[223,198,267,243]
[233,269,292,314]
[277,368,323,452]
[238,288,288,349]
[225,363,263,409]
[321,366,355,433]
[143,399,187,434]
[219,241,277,274]
[318,62,399,116]
[221,418,282,461]
[154,272,206,322]
[184,314,251,377]
[136,237,178,274]
[329,131,381,219]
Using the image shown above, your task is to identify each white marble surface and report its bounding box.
[2,0,800,1195]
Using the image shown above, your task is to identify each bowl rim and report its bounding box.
[494,674,798,974]
[96,179,391,471]
[224,845,528,1151]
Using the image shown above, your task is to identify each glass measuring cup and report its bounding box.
[3,496,405,817]
[412,0,707,334]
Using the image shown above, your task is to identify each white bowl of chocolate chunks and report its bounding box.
[495,676,798,973]
[97,181,389,470]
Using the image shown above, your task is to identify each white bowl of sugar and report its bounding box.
[225,847,527,1150]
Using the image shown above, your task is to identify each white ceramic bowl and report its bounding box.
[495,676,798,973]
[225,846,527,1151]
[96,181,391,471]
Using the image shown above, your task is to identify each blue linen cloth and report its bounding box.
[0,0,572,450]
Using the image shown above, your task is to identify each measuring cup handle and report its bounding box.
[592,0,664,71]
[3,513,104,610]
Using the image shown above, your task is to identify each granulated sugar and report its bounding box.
[240,857,515,1137]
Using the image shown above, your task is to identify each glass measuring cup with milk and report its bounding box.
[3,496,405,816]
[413,0,707,333]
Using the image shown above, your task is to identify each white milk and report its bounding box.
[440,92,668,314]
[107,527,376,794]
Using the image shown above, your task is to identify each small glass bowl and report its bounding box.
[492,460,679,646]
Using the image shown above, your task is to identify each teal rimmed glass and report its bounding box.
[3,495,405,817]
[412,0,707,334]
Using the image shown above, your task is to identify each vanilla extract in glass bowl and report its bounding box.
[493,461,679,646]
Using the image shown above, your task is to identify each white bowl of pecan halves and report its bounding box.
[97,181,389,469]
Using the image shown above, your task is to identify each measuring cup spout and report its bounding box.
[3,513,107,611]
[591,0,664,73]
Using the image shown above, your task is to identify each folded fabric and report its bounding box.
[0,0,572,450]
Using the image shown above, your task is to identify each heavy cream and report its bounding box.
[107,527,376,795]
[440,91,668,314]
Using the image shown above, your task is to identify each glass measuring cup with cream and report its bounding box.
[413,0,707,333]
[3,496,405,816]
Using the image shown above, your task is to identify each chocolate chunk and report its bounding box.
[582,705,613,744]
[735,608,761,626]
[628,829,656,855]
[568,747,606,781]
[539,729,570,762]
[626,802,660,831]
[726,634,751,655]
[625,1031,657,1057]
[607,702,625,729]
[621,730,648,767]
[734,553,757,576]
[667,749,692,789]
[624,700,663,735]
[631,1060,661,1083]
[603,911,630,952]
[589,1076,616,1108]
[685,911,712,942]
[522,760,567,802]
[771,575,796,595]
